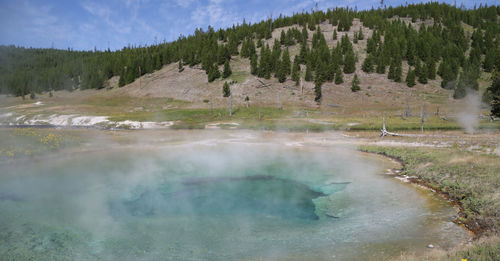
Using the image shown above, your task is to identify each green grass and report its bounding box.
[334,115,499,131]
[445,238,500,261]
[108,106,500,131]
[109,107,293,127]
[228,71,249,83]
[238,119,340,131]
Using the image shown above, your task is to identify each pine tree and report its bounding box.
[439,61,456,89]
[483,48,495,72]
[301,26,308,43]
[487,72,500,116]
[366,38,376,53]
[291,56,300,86]
[305,61,313,82]
[207,65,220,82]
[250,54,258,75]
[223,81,230,97]
[375,56,385,74]
[258,45,272,79]
[332,29,337,40]
[340,34,353,54]
[276,61,287,83]
[406,41,416,66]
[418,63,428,84]
[388,59,396,80]
[119,71,126,87]
[414,59,421,77]
[217,45,228,65]
[351,74,360,92]
[362,55,374,73]
[394,58,402,82]
[427,60,436,80]
[335,66,344,84]
[358,27,364,40]
[453,74,467,99]
[299,42,307,64]
[280,30,286,45]
[308,19,315,31]
[223,60,232,78]
[270,39,281,73]
[314,81,322,102]
[343,50,356,74]
[327,61,336,82]
[256,39,263,48]
[315,60,328,85]
[454,63,479,99]
[406,68,416,87]
[331,44,343,67]
[178,60,184,72]
[281,48,291,76]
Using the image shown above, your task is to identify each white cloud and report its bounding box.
[189,0,240,30]
[81,1,131,34]
[176,0,197,8]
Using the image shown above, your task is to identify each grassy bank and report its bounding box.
[106,106,499,131]
[359,145,500,261]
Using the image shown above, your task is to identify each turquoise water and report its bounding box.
[0,136,468,260]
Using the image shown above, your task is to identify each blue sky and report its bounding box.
[0,0,495,51]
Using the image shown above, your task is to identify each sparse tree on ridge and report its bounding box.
[362,55,374,73]
[343,50,356,74]
[291,56,300,86]
[487,72,500,116]
[1,3,498,98]
[305,61,313,82]
[223,60,232,78]
[223,81,230,97]
[178,60,184,72]
[351,74,360,92]
[335,66,344,84]
[250,54,258,75]
[406,68,416,87]
[314,81,322,102]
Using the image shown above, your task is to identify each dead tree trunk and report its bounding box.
[380,113,404,137]
[138,66,142,89]
[278,92,282,110]
[229,94,233,117]
[420,102,425,133]
[382,112,386,133]
[405,92,412,118]
[300,79,304,96]
[210,97,213,116]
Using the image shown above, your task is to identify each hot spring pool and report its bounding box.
[0,131,469,260]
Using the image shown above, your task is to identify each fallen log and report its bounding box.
[380,113,425,137]
[256,78,271,88]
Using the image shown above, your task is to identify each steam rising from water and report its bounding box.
[0,131,469,260]
[457,91,482,134]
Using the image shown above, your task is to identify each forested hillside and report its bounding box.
[1,3,499,114]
